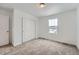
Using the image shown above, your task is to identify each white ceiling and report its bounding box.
[0,3,79,17]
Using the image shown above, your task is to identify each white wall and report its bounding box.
[38,9,77,45]
[12,9,38,46]
[36,19,40,38]
[77,7,79,49]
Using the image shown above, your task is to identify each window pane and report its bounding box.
[49,29,57,33]
[48,18,58,33]
[48,20,52,26]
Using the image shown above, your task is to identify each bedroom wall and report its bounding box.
[38,9,77,45]
[77,7,79,49]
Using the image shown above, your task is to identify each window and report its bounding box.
[48,18,58,33]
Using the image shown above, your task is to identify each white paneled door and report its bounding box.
[23,17,35,43]
[0,15,9,46]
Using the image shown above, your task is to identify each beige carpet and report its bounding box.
[0,39,79,55]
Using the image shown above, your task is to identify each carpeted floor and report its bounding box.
[0,39,79,55]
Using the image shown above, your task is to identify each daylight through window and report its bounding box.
[48,18,58,33]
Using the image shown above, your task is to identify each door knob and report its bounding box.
[7,31,9,32]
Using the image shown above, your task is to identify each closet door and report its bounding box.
[0,15,9,46]
[23,17,35,42]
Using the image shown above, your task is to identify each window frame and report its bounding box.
[48,18,58,34]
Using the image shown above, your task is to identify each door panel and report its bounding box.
[23,18,35,42]
[0,15,9,46]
